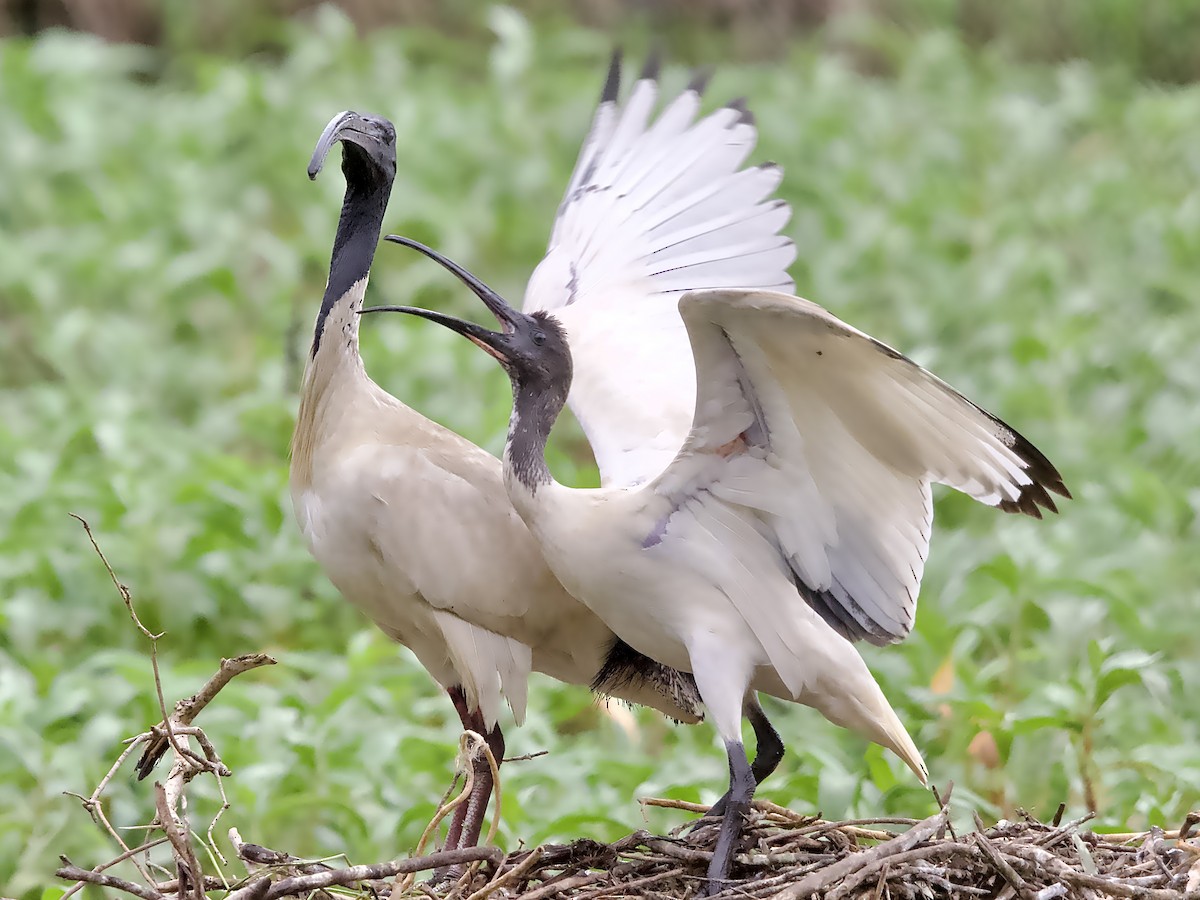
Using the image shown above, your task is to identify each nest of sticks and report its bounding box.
[430,800,1200,900]
[55,519,1200,900]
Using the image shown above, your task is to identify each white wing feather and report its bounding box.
[653,288,1068,646]
[524,56,796,488]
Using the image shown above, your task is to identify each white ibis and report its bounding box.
[291,51,794,860]
[363,242,1069,893]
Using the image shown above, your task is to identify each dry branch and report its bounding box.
[135,653,276,780]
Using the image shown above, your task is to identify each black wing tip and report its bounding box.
[638,45,663,83]
[995,426,1071,518]
[726,96,755,126]
[686,66,715,96]
[134,740,166,781]
[601,48,623,103]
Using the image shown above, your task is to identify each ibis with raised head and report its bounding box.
[290,52,795,860]
[364,240,1069,893]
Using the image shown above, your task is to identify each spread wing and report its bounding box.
[650,288,1070,647]
[523,52,796,488]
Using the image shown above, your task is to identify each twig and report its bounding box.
[154,781,204,900]
[58,837,170,900]
[1004,843,1197,900]
[467,847,543,900]
[225,877,271,900]
[774,805,950,900]
[55,864,164,900]
[70,514,162,641]
[135,653,276,779]
[972,814,1034,900]
[828,841,974,899]
[572,868,685,900]
[517,871,607,900]
[264,846,502,899]
[502,750,550,764]
[931,782,956,840]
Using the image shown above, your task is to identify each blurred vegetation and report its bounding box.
[7,0,1200,84]
[2,3,1199,897]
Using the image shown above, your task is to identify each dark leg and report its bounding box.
[702,739,756,896]
[440,687,475,858]
[455,722,505,851]
[709,694,784,818]
[435,689,506,884]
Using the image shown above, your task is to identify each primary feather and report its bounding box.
[524,55,796,489]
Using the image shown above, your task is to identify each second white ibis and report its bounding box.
[364,240,1069,895]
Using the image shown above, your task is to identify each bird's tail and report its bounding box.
[802,664,929,784]
[867,694,929,784]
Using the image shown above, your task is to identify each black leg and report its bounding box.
[435,690,504,883]
[709,695,783,818]
[441,691,477,859]
[440,687,475,859]
[456,723,505,850]
[702,739,756,896]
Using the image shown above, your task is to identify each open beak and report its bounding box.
[383,235,523,334]
[308,110,368,180]
[359,304,513,364]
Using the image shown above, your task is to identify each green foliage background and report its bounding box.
[2,5,1198,895]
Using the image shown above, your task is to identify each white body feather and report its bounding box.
[291,281,704,727]
[502,289,1066,780]
[291,60,798,729]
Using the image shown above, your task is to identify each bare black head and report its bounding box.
[361,237,572,491]
[308,110,396,187]
[307,110,397,356]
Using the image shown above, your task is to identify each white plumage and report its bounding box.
[524,58,795,488]
[293,52,796,858]
[370,259,1068,894]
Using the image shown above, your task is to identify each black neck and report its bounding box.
[311,170,391,356]
[506,381,566,493]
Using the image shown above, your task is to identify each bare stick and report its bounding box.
[775,805,950,900]
[135,653,276,779]
[517,872,607,900]
[502,750,549,764]
[55,864,164,900]
[972,819,1034,900]
[70,514,162,640]
[225,877,271,900]
[466,846,543,900]
[154,781,204,900]
[264,846,502,899]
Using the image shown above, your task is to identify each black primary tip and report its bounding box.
[726,97,755,126]
[639,45,663,83]
[134,737,167,780]
[601,47,623,103]
[686,66,715,96]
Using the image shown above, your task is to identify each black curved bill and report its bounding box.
[308,110,361,180]
[383,235,522,333]
[360,304,512,364]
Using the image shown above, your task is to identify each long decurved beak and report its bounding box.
[359,304,512,364]
[383,235,522,333]
[308,110,364,180]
